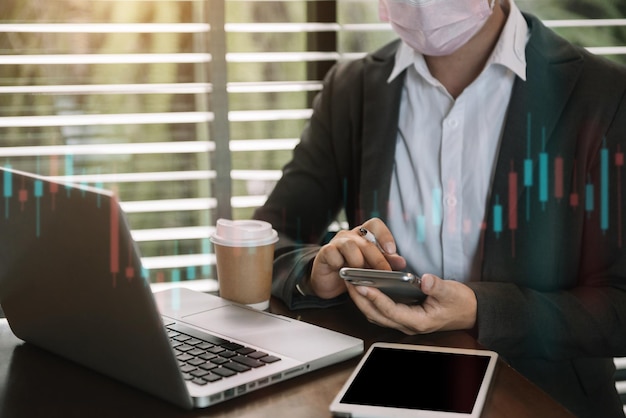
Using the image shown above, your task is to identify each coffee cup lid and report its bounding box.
[210,219,279,247]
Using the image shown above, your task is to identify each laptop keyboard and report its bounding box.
[166,323,281,386]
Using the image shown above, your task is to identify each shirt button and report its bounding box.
[445,195,457,206]
[446,118,458,128]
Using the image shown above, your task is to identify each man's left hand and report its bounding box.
[346,274,477,335]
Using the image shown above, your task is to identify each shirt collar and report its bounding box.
[387,0,529,83]
[488,0,528,81]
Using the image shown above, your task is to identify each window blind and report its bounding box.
[0,0,217,291]
[1,0,625,295]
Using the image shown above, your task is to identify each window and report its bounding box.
[1,0,625,292]
[1,0,215,290]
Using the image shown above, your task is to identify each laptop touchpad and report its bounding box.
[182,305,294,349]
[181,304,357,362]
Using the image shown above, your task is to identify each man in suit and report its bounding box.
[253,0,626,416]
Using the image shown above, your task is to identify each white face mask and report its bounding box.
[379,0,496,56]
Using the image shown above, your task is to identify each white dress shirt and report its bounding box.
[387,0,528,282]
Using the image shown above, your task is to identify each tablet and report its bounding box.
[330,342,498,418]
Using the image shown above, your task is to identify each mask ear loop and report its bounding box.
[490,0,496,9]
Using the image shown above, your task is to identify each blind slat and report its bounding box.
[132,226,214,242]
[0,23,210,33]
[0,83,212,95]
[229,109,313,122]
[120,198,216,213]
[0,112,213,128]
[0,53,212,65]
[227,51,341,62]
[0,141,214,157]
[48,170,215,184]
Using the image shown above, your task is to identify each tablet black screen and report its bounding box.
[340,346,491,413]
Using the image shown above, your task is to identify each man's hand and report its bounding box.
[308,218,406,299]
[346,274,477,334]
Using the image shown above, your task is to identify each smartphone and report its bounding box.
[339,267,425,303]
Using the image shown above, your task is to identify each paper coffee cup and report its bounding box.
[210,219,278,310]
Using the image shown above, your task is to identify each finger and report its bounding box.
[321,230,367,268]
[361,245,392,271]
[350,227,393,270]
[349,283,439,334]
[334,238,369,268]
[387,253,407,271]
[327,228,389,270]
[315,243,350,272]
[417,275,478,331]
[310,240,358,299]
[420,274,446,299]
[350,292,401,330]
[361,218,397,255]
[347,284,415,333]
[357,220,405,270]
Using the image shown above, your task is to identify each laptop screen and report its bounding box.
[0,167,193,408]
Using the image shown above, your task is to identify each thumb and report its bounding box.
[420,274,441,296]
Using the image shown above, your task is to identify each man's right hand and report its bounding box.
[308,218,407,299]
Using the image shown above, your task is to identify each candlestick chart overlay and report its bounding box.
[1,163,150,289]
[2,121,624,288]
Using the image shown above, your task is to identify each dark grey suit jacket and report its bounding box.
[254,13,626,417]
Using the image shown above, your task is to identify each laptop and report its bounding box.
[0,166,363,409]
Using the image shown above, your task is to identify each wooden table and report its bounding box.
[0,297,574,418]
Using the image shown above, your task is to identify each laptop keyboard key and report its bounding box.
[204,373,222,383]
[176,353,194,362]
[190,369,210,378]
[177,344,194,352]
[188,348,207,356]
[180,364,197,373]
[260,355,281,364]
[213,367,237,378]
[199,352,217,361]
[199,362,218,371]
[173,334,191,342]
[221,342,244,351]
[197,342,214,350]
[192,378,208,386]
[208,346,225,354]
[211,357,229,365]
[247,351,269,359]
[187,357,205,366]
[223,362,251,373]
[233,355,265,368]
[220,350,237,359]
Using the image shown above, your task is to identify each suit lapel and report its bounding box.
[360,41,405,223]
[482,14,585,278]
